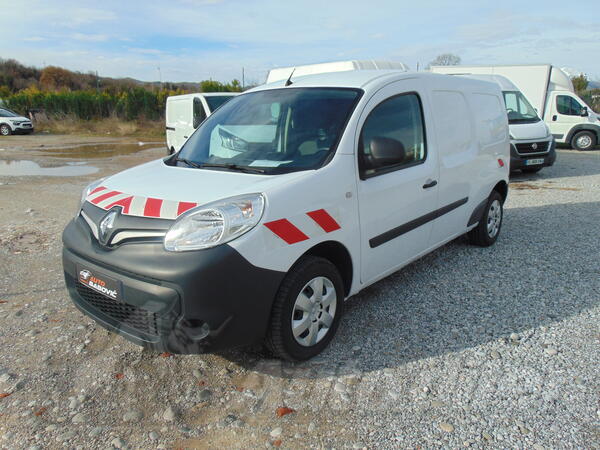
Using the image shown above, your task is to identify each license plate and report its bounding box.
[525,158,544,166]
[77,266,121,301]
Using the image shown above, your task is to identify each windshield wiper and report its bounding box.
[173,157,203,169]
[199,163,265,174]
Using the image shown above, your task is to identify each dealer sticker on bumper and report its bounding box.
[78,266,121,301]
[525,158,545,166]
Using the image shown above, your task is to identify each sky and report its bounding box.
[1,0,599,84]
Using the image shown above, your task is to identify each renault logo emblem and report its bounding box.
[99,209,118,245]
[531,143,538,150]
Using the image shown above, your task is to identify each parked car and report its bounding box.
[0,107,34,136]
[431,64,600,151]
[62,70,509,360]
[166,93,238,154]
[430,71,555,174]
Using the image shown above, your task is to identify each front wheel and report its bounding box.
[0,124,11,136]
[265,256,344,361]
[468,191,503,247]
[571,131,596,151]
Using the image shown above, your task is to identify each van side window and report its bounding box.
[359,93,426,178]
[193,98,207,128]
[556,95,583,116]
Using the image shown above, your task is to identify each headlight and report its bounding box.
[78,178,105,214]
[164,193,265,251]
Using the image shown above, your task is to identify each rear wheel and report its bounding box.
[266,256,344,361]
[468,191,503,247]
[571,131,596,151]
[0,124,11,136]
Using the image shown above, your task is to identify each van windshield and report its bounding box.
[502,91,540,124]
[204,95,236,112]
[173,88,362,174]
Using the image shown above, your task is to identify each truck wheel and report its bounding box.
[468,191,503,247]
[522,167,542,173]
[266,256,344,361]
[0,124,11,136]
[571,131,596,151]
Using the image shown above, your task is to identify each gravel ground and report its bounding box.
[0,135,599,449]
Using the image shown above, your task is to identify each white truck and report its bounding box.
[63,69,509,360]
[430,70,555,173]
[266,60,409,84]
[166,93,238,154]
[431,64,599,151]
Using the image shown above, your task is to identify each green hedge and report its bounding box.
[4,87,179,121]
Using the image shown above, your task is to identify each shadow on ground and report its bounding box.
[220,201,600,378]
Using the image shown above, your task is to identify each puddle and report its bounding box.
[0,160,99,177]
[38,142,164,159]
[510,182,581,191]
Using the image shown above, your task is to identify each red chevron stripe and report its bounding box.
[264,219,309,244]
[91,190,121,205]
[144,198,163,217]
[307,209,341,233]
[89,186,107,196]
[177,201,197,216]
[105,196,133,214]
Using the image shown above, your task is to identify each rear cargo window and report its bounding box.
[431,90,472,157]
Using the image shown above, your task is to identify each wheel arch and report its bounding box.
[565,124,600,145]
[493,180,508,204]
[299,240,353,297]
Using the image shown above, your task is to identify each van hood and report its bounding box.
[85,158,308,220]
[509,120,550,141]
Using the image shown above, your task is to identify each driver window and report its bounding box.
[359,93,426,178]
[557,95,583,116]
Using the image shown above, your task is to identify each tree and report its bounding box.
[40,66,76,90]
[571,74,588,93]
[427,53,461,69]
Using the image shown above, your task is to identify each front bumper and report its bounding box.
[509,139,556,171]
[13,123,34,134]
[62,215,285,353]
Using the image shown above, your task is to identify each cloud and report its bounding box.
[71,33,110,42]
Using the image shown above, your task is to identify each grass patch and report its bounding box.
[33,115,164,138]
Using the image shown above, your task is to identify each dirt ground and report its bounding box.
[0,134,598,449]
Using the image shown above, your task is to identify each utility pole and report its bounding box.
[242,67,245,90]
[96,71,100,93]
[157,66,162,90]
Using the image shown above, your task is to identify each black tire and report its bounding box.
[468,191,503,247]
[522,166,542,173]
[0,124,11,136]
[265,256,344,361]
[571,130,596,151]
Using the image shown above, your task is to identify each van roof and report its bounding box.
[167,92,239,101]
[251,70,500,93]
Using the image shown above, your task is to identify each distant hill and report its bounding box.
[0,58,237,94]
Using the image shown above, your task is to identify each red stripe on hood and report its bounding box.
[144,198,163,217]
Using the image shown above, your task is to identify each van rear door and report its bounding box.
[166,97,194,152]
[356,80,439,284]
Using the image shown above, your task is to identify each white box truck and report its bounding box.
[166,93,238,154]
[431,64,600,151]
[430,71,556,173]
[266,60,409,84]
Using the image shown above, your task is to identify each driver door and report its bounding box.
[356,80,439,284]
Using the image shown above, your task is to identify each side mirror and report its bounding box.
[581,107,589,117]
[368,136,405,167]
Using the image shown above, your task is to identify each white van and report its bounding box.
[431,64,600,151]
[431,71,555,173]
[165,93,238,154]
[62,70,509,360]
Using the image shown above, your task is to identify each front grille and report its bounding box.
[515,141,549,154]
[76,283,159,335]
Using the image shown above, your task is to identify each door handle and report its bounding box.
[183,136,188,139]
[423,179,437,189]
[552,115,557,121]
